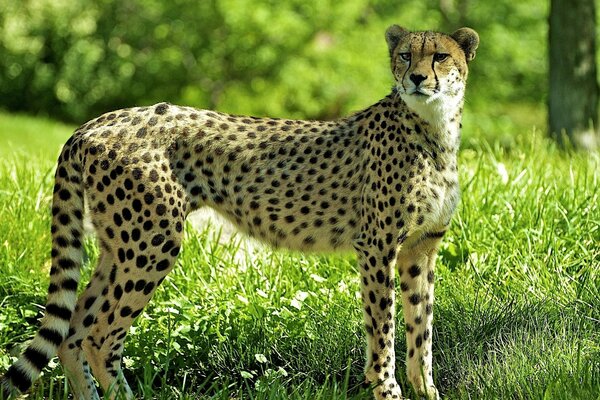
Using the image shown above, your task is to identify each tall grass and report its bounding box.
[0,112,598,399]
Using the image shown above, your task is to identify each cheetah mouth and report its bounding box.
[412,88,437,97]
[408,88,446,104]
[407,90,433,101]
[397,84,437,99]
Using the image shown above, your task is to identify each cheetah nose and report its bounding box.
[409,74,427,86]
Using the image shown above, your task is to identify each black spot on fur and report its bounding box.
[155,103,169,114]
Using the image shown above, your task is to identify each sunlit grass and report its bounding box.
[0,112,598,399]
[0,112,74,161]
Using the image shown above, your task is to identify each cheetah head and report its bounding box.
[385,25,479,126]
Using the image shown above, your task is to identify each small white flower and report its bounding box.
[496,162,509,184]
[290,298,302,310]
[236,294,249,305]
[290,291,309,310]
[294,291,309,302]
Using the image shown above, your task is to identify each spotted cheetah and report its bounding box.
[2,25,478,400]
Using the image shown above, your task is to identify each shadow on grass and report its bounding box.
[434,291,600,399]
[114,288,600,399]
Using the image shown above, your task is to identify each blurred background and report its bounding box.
[0,0,597,148]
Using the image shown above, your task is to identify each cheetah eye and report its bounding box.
[399,52,411,62]
[433,53,449,62]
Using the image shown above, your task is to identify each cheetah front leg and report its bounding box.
[354,233,402,400]
[397,236,443,400]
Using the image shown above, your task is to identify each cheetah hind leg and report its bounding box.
[397,238,442,400]
[57,252,115,400]
[84,237,182,399]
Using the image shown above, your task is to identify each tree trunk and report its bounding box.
[549,0,599,150]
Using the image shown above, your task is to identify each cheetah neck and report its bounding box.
[391,90,463,153]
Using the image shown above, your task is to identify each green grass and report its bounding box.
[0,113,75,160]
[0,110,599,399]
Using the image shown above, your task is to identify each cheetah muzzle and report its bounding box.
[2,25,479,400]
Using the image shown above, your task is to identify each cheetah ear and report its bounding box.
[451,27,479,62]
[385,25,409,55]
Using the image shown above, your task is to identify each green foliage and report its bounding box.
[0,0,547,132]
[0,113,598,399]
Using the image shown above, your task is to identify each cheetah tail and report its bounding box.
[2,136,85,397]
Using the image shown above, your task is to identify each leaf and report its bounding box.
[254,353,267,363]
[290,298,302,310]
[240,370,253,379]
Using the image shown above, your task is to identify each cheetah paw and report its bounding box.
[416,384,440,400]
[369,378,404,400]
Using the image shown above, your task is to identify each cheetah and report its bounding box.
[2,25,478,400]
